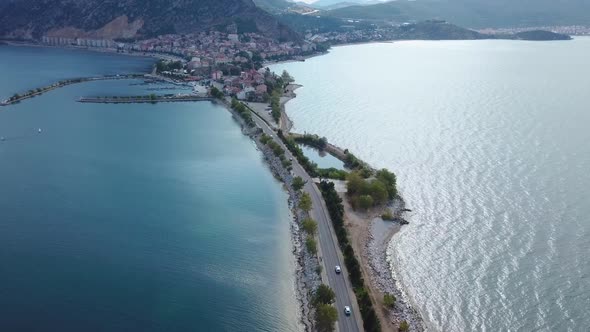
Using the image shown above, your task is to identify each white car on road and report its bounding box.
[344,306,351,316]
[335,265,341,274]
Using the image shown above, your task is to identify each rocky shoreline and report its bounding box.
[272,77,426,331]
[221,100,320,331]
[365,197,424,331]
[224,69,426,331]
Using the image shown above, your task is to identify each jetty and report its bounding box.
[0,74,145,106]
[78,95,213,104]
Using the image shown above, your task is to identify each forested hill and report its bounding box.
[0,0,299,41]
[326,0,590,28]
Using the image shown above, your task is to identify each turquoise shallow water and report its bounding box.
[0,46,300,331]
[272,38,590,331]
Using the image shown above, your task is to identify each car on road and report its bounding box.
[335,265,341,274]
[344,306,351,316]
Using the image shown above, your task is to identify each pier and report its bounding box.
[0,74,146,106]
[78,95,213,104]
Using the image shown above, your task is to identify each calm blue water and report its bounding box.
[0,46,300,331]
[299,144,345,170]
[272,38,590,331]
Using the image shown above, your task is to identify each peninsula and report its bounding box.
[0,1,582,331]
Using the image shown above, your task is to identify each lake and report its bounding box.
[271,38,590,331]
[0,46,300,332]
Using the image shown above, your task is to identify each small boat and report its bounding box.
[38,128,42,133]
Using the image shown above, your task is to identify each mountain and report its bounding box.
[0,0,300,41]
[396,20,485,40]
[252,0,294,13]
[326,0,590,28]
[311,0,382,9]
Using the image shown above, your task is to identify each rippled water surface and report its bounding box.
[272,38,590,331]
[0,46,300,332]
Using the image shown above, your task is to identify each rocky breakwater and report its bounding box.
[223,99,321,331]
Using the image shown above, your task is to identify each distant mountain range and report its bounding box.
[0,0,299,41]
[310,0,383,9]
[252,0,295,13]
[325,0,590,28]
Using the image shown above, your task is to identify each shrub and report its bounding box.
[305,236,317,254]
[381,210,395,221]
[383,293,396,308]
[399,320,409,332]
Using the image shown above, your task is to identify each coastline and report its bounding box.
[1,39,422,330]
[278,78,425,331]
[0,40,185,61]
[215,97,321,331]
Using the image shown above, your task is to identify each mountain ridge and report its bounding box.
[326,0,590,28]
[0,0,300,41]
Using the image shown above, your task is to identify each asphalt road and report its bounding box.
[248,107,363,332]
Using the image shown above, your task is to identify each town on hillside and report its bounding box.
[42,30,317,101]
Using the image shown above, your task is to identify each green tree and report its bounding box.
[231,97,239,108]
[315,304,338,332]
[314,284,336,305]
[346,172,365,196]
[292,176,306,191]
[305,236,317,254]
[376,168,397,198]
[149,93,157,101]
[369,180,388,205]
[358,195,374,211]
[383,293,396,308]
[281,70,294,84]
[399,320,409,332]
[299,192,312,212]
[259,133,271,144]
[301,218,318,235]
[210,87,224,99]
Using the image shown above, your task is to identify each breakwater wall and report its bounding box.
[0,74,145,106]
[78,95,213,104]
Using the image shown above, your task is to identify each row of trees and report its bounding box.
[270,91,281,123]
[319,181,381,332]
[210,86,224,99]
[290,171,338,331]
[259,133,292,170]
[294,134,328,150]
[264,70,293,123]
[343,150,374,178]
[155,60,183,73]
[7,78,86,103]
[230,98,255,127]
[313,284,338,332]
[293,134,374,181]
[346,169,397,211]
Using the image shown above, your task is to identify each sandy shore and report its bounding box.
[279,84,301,133]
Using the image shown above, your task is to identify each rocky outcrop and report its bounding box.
[0,0,300,41]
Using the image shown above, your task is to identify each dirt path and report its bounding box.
[339,193,397,332]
